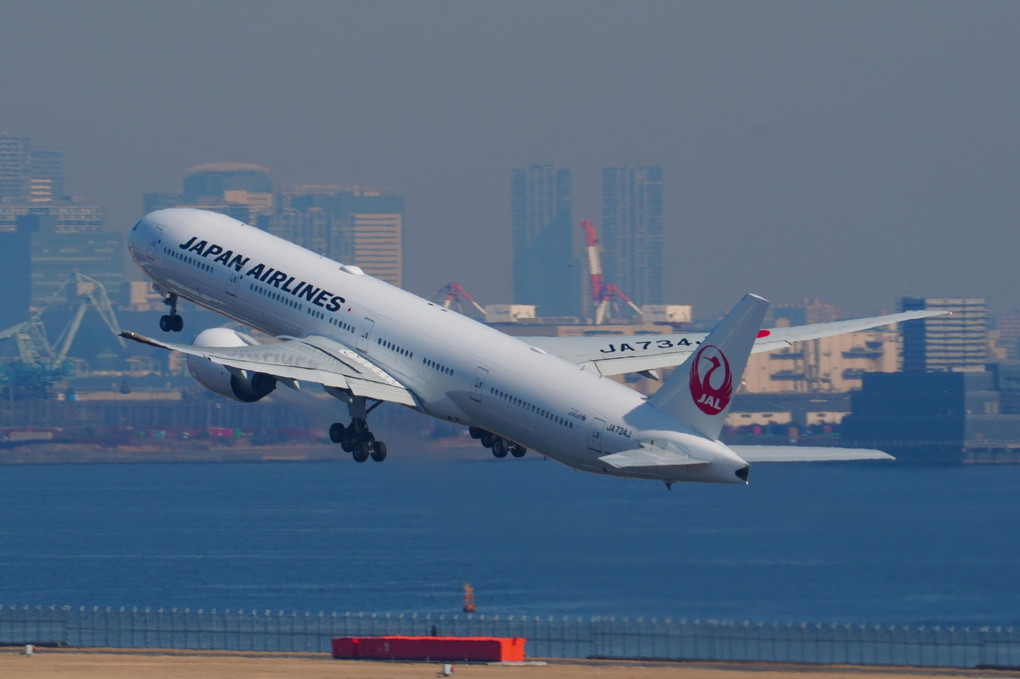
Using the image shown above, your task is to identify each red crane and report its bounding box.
[430,282,486,318]
[579,220,642,325]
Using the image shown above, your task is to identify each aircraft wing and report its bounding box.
[730,446,893,462]
[523,309,945,377]
[121,331,418,406]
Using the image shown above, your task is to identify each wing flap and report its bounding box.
[121,331,418,406]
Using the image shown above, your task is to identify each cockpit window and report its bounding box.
[131,220,141,231]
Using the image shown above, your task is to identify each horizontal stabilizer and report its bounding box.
[730,446,894,462]
[599,445,709,469]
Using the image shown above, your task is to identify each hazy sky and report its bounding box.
[2,1,1018,317]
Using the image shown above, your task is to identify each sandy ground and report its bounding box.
[0,649,1017,679]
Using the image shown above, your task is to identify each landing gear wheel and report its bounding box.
[353,441,370,462]
[510,443,527,458]
[160,293,183,332]
[491,437,508,458]
[469,426,484,439]
[480,432,494,448]
[329,422,346,443]
[370,441,387,462]
[340,435,356,453]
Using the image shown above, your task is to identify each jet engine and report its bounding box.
[187,328,277,403]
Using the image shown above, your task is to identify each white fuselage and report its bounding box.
[129,209,747,484]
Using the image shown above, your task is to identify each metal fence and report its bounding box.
[1,605,1017,669]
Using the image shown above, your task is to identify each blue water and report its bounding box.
[0,457,1016,626]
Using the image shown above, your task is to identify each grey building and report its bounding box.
[601,165,663,306]
[0,229,31,330]
[28,148,65,202]
[511,164,580,318]
[24,213,122,307]
[144,162,275,227]
[144,166,406,288]
[900,297,988,372]
[0,133,30,201]
[273,185,405,288]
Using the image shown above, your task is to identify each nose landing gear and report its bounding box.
[159,293,183,332]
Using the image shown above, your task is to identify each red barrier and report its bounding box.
[331,635,525,662]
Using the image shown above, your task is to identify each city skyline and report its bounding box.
[2,2,1018,317]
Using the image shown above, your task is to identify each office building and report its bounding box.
[511,164,580,318]
[20,213,122,307]
[28,149,65,202]
[274,185,404,288]
[144,162,275,226]
[601,165,663,306]
[0,133,30,201]
[0,229,31,330]
[901,297,987,372]
[145,167,406,288]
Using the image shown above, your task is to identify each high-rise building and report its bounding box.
[0,133,30,201]
[274,185,404,288]
[145,168,406,288]
[144,162,275,226]
[511,164,579,318]
[900,297,988,372]
[28,149,65,202]
[601,165,663,306]
[0,228,31,329]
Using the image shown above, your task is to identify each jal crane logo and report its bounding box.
[688,344,733,415]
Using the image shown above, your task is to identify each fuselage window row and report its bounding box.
[376,337,413,359]
[488,386,572,428]
[421,357,453,376]
[165,247,212,272]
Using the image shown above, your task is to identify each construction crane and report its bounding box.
[0,272,125,398]
[429,282,486,319]
[580,220,643,325]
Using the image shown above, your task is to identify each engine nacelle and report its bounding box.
[187,328,277,403]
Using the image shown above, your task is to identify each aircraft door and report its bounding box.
[588,417,606,453]
[145,225,163,262]
[471,367,488,403]
[357,318,375,351]
[225,272,240,297]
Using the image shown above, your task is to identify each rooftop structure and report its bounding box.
[901,297,988,372]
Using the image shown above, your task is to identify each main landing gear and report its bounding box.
[326,393,387,463]
[329,418,387,462]
[470,426,526,459]
[159,293,183,332]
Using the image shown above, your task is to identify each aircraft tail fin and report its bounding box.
[647,293,769,440]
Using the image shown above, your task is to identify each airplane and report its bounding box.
[123,208,944,487]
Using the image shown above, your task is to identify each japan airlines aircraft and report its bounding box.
[123,208,943,487]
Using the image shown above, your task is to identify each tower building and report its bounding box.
[601,165,663,306]
[0,133,30,201]
[511,164,579,318]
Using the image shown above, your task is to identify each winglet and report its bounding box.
[647,294,769,440]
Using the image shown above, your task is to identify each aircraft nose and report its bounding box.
[735,465,750,483]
